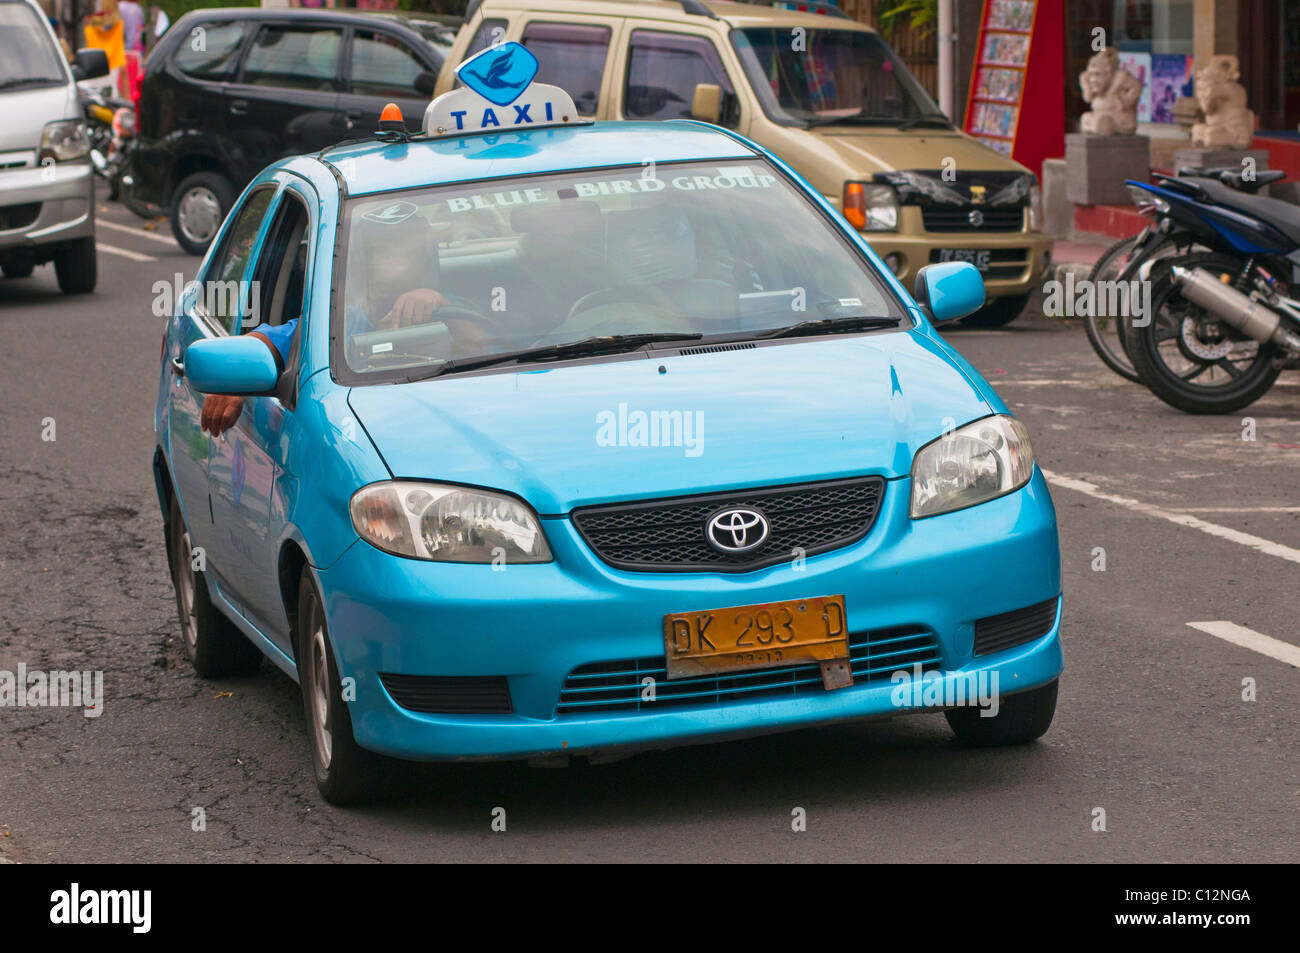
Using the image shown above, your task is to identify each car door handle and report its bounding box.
[229,99,248,116]
[344,108,364,130]
[171,357,185,378]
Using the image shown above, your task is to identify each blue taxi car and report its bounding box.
[154,42,1062,803]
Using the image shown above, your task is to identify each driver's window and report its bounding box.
[624,31,735,127]
[248,192,310,345]
[204,188,274,331]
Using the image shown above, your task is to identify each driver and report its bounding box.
[201,215,489,437]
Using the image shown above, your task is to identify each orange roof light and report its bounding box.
[380,103,403,123]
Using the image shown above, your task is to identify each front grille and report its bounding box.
[973,598,1058,656]
[0,202,41,231]
[571,477,886,573]
[921,207,1024,232]
[379,673,512,714]
[557,626,941,715]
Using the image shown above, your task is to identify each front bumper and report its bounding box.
[860,208,1051,299]
[0,161,94,251]
[317,469,1063,762]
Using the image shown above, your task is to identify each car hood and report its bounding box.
[810,129,1026,179]
[0,84,76,152]
[346,332,993,514]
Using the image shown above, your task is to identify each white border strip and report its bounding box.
[1041,468,1300,565]
[95,242,155,262]
[1187,621,1300,668]
[96,218,177,247]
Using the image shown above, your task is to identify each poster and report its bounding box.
[1150,53,1192,124]
[1118,52,1152,122]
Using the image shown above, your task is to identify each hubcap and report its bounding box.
[309,625,333,770]
[177,529,197,650]
[177,187,221,245]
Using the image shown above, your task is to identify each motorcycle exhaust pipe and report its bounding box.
[1170,265,1300,353]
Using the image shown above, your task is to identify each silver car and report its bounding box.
[0,0,108,293]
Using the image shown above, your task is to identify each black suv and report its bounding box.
[134,7,455,254]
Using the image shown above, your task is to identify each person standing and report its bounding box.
[118,0,143,52]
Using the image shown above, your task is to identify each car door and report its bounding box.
[205,176,315,654]
[337,26,439,135]
[615,27,742,129]
[224,20,344,173]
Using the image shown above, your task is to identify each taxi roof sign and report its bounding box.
[422,41,588,138]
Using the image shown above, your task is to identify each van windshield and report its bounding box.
[731,27,944,128]
[0,3,67,89]
[334,159,905,383]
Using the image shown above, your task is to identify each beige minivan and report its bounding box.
[435,0,1050,326]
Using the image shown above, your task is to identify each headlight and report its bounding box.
[843,182,898,231]
[350,481,552,563]
[39,120,90,162]
[910,415,1035,518]
[1028,182,1042,231]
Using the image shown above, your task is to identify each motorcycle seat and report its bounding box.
[1179,167,1287,192]
[1191,177,1300,245]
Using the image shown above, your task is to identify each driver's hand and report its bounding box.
[201,395,244,437]
[379,288,450,329]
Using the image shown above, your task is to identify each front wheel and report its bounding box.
[54,236,97,294]
[946,678,1057,746]
[170,171,235,256]
[1129,253,1282,414]
[297,567,387,805]
[961,292,1030,328]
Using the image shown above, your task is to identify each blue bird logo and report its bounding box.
[456,42,539,107]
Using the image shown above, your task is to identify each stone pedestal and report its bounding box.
[1172,147,1269,176]
[1066,133,1150,205]
[1040,158,1071,238]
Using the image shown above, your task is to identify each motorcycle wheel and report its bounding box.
[1129,252,1282,414]
[1083,236,1146,382]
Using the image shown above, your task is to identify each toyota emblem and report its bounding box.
[705,507,769,554]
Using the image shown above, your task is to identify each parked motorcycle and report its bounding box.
[1122,170,1300,413]
[1082,166,1287,385]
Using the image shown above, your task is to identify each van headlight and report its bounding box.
[350,482,552,563]
[910,415,1035,518]
[39,120,91,162]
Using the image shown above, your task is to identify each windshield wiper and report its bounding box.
[896,113,954,130]
[803,114,907,129]
[403,332,704,381]
[755,315,902,340]
[0,77,62,91]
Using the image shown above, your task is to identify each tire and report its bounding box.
[946,678,1058,746]
[54,236,97,294]
[296,566,386,805]
[170,171,235,256]
[168,496,263,678]
[961,292,1030,328]
[1129,252,1282,414]
[1,258,34,279]
[1083,235,1144,382]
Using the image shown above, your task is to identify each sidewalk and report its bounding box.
[1049,236,1115,279]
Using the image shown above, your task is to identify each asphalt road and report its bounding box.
[0,199,1296,863]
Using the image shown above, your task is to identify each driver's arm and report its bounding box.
[199,319,296,437]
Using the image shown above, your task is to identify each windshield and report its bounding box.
[731,27,941,127]
[335,159,905,383]
[0,3,67,88]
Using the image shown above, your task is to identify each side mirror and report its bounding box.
[72,48,110,82]
[413,70,438,97]
[913,262,985,323]
[184,336,280,396]
[690,83,722,124]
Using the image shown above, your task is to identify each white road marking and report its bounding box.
[1041,469,1300,565]
[96,242,155,263]
[997,377,1300,388]
[1170,506,1300,514]
[1186,621,1300,668]
[96,218,178,246]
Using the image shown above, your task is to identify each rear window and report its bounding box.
[173,20,247,81]
[0,2,67,88]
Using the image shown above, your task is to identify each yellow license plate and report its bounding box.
[662,595,848,679]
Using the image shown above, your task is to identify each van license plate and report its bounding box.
[662,595,849,679]
[937,248,991,272]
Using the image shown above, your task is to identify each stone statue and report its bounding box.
[1191,55,1255,149]
[1079,48,1142,135]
